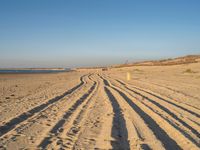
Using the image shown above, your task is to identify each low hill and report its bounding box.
[113,55,200,68]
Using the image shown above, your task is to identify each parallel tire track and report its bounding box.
[1,72,199,150]
[100,75,198,149]
[54,75,99,149]
[108,77,200,143]
[68,81,99,149]
[101,75,199,149]
[0,74,87,137]
[115,78,200,117]
[104,87,130,149]
[139,79,200,104]
[38,79,97,149]
[116,77,200,111]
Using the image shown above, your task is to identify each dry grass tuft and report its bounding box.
[183,69,198,73]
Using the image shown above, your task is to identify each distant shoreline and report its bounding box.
[0,68,71,74]
[0,68,68,70]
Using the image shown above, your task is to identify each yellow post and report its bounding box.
[127,72,131,81]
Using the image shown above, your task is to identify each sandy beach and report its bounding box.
[0,58,200,150]
[1,0,200,149]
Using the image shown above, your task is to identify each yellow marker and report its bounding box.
[127,72,131,81]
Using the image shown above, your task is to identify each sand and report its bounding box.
[0,62,200,150]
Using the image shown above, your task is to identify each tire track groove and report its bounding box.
[109,77,200,143]
[104,87,130,150]
[112,86,181,150]
[116,78,200,116]
[0,74,87,137]
[100,75,182,150]
[38,81,96,149]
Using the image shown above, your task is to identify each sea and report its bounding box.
[0,69,71,74]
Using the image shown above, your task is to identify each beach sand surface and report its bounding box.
[0,62,200,149]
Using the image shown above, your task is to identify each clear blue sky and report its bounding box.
[0,0,200,68]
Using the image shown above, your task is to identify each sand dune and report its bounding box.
[0,61,200,149]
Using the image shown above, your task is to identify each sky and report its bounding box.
[0,0,200,68]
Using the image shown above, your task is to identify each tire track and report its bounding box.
[104,87,130,150]
[38,78,97,149]
[73,79,108,149]
[108,77,200,142]
[0,74,87,137]
[125,77,200,111]
[119,86,200,147]
[140,78,200,101]
[104,86,163,149]
[116,78,200,117]
[99,75,164,149]
[1,72,199,149]
[52,74,99,149]
[0,72,83,126]
[107,76,200,126]
[67,81,99,149]
[100,75,194,149]
[110,78,199,149]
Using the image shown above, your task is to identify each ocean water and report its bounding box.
[0,69,71,74]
